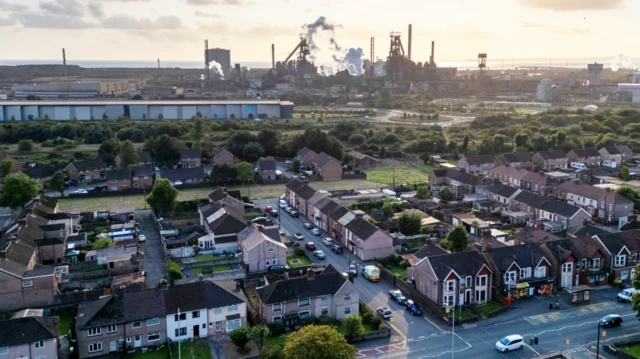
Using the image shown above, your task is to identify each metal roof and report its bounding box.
[0,100,286,106]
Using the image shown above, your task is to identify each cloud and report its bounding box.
[187,0,241,5]
[518,0,626,11]
[0,16,17,26]
[100,14,182,29]
[39,0,84,17]
[237,24,292,37]
[195,11,219,18]
[88,2,104,18]
[0,0,28,11]
[522,21,592,34]
[15,13,95,29]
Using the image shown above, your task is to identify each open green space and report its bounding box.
[57,311,73,336]
[129,345,169,359]
[286,254,311,267]
[364,167,428,186]
[193,264,231,276]
[416,165,435,172]
[619,342,640,357]
[382,263,408,281]
[475,301,505,317]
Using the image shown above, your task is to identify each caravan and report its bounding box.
[570,162,586,170]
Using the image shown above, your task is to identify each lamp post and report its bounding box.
[596,321,602,359]
[143,190,146,210]
[451,306,455,359]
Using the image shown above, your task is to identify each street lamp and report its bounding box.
[143,190,146,210]
[596,321,603,359]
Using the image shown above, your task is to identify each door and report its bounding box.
[194,324,200,338]
[529,287,535,296]
[109,340,117,352]
[561,275,571,288]
[215,321,222,332]
[464,290,471,305]
[134,335,142,348]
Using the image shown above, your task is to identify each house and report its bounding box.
[541,236,609,288]
[297,147,317,167]
[0,316,59,359]
[285,179,317,216]
[306,192,330,223]
[21,164,60,185]
[309,196,334,229]
[198,202,247,250]
[85,244,138,266]
[577,166,620,185]
[532,150,568,171]
[328,206,351,244]
[213,148,234,167]
[313,152,342,180]
[441,169,479,198]
[115,151,153,169]
[595,230,640,285]
[238,224,287,272]
[494,153,533,170]
[414,250,492,307]
[539,200,592,233]
[131,166,154,189]
[487,165,529,188]
[414,242,448,261]
[457,155,495,175]
[567,148,601,167]
[476,181,520,206]
[65,158,106,183]
[598,146,623,165]
[208,187,245,215]
[520,171,557,194]
[349,150,378,170]
[616,145,633,163]
[256,265,359,329]
[317,198,340,233]
[257,160,277,180]
[159,167,205,186]
[343,216,393,261]
[513,226,559,245]
[106,168,132,192]
[556,181,633,222]
[483,243,555,300]
[181,149,201,168]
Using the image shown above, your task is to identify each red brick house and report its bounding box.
[567,148,601,167]
[65,158,106,183]
[313,152,342,180]
[132,166,154,189]
[297,147,317,167]
[181,149,201,168]
[257,160,277,180]
[349,150,378,170]
[106,168,132,192]
[213,148,235,167]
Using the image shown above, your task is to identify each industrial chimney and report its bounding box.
[157,59,160,69]
[407,24,412,61]
[62,48,67,78]
[430,41,435,65]
[271,44,275,69]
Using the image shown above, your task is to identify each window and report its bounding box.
[475,289,486,302]
[476,275,487,287]
[535,266,547,278]
[299,311,310,320]
[465,276,472,287]
[144,332,160,342]
[273,303,282,311]
[121,179,127,183]
[615,255,626,267]
[214,307,222,314]
[562,262,573,273]
[226,319,242,332]
[445,280,455,291]
[133,183,140,189]
[581,259,587,270]
[132,322,141,329]
[34,341,44,349]
[192,311,200,318]
[344,294,351,301]
[126,337,131,343]
[320,295,328,302]
[88,343,102,353]
[298,298,310,306]
[88,327,101,337]
[174,313,187,321]
[321,308,328,316]
[175,327,187,337]
[520,268,532,279]
[228,304,238,312]
[22,279,33,288]
[344,307,351,315]
[268,247,274,252]
[0,347,6,355]
[504,271,516,283]
[443,295,454,307]
[133,176,139,181]
[147,318,160,326]
[593,258,600,268]
[107,325,117,334]
[110,180,117,184]
[273,316,282,323]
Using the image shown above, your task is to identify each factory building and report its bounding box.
[617,84,640,103]
[206,48,231,73]
[11,80,132,98]
[0,100,294,121]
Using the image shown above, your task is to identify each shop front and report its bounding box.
[503,278,555,300]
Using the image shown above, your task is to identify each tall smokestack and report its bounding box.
[157,59,160,69]
[430,41,435,65]
[407,24,412,61]
[271,44,275,69]
[62,48,67,78]
[370,37,374,84]
[204,39,210,84]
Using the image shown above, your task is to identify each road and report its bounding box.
[136,209,166,288]
[256,197,638,358]
[44,181,108,197]
[368,109,475,128]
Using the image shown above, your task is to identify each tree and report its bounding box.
[284,325,357,359]
[616,186,640,208]
[0,158,14,177]
[438,187,455,202]
[18,140,34,152]
[381,203,394,218]
[348,133,366,145]
[193,117,204,148]
[257,128,282,156]
[514,133,529,148]
[0,173,39,209]
[631,262,640,319]
[46,170,66,195]
[235,161,255,199]
[154,135,182,163]
[230,327,250,353]
[444,225,469,252]
[98,138,121,164]
[342,314,364,339]
[462,134,470,151]
[260,345,284,359]
[92,238,114,250]
[249,325,270,351]
[146,178,179,214]
[166,262,183,284]
[242,142,265,162]
[342,153,354,169]
[119,140,138,168]
[416,185,431,199]
[292,157,301,173]
[398,213,421,236]
[621,165,631,181]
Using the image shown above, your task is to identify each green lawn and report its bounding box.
[384,264,408,281]
[364,167,429,186]
[129,345,169,359]
[407,238,425,251]
[265,335,287,348]
[619,342,640,357]
[171,341,212,359]
[444,308,475,322]
[193,264,231,276]
[476,301,505,317]
[57,311,73,336]
[195,254,217,262]
[286,254,311,268]
[417,165,435,172]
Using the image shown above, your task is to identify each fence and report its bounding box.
[606,336,640,359]
[341,173,368,180]
[181,257,241,268]
[174,269,245,284]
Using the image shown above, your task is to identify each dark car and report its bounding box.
[304,223,314,230]
[332,243,343,254]
[252,217,273,225]
[305,242,316,251]
[267,264,289,272]
[404,300,423,316]
[600,314,623,327]
[348,264,357,277]
[389,290,407,304]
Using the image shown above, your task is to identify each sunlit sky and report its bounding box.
[0,0,637,64]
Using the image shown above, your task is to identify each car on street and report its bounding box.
[294,233,304,240]
[252,217,273,224]
[404,300,423,316]
[618,288,637,303]
[305,242,316,251]
[332,243,343,254]
[265,206,274,213]
[304,223,314,230]
[138,234,146,242]
[267,264,289,272]
[313,250,325,259]
[600,314,623,327]
[389,289,407,304]
[341,272,349,279]
[244,203,255,209]
[280,194,286,200]
[90,186,107,193]
[348,264,357,277]
[322,237,333,246]
[310,228,320,236]
[362,265,381,282]
[73,189,88,194]
[376,307,392,319]
[495,335,524,353]
[290,210,299,218]
[270,210,278,217]
[279,200,288,208]
[64,179,78,188]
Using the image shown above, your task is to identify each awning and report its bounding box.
[516,282,529,289]
[528,278,555,287]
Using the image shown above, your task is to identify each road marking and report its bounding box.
[524,343,540,356]
[423,316,446,332]
[524,302,623,325]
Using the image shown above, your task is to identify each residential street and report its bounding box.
[136,209,166,288]
[256,197,639,358]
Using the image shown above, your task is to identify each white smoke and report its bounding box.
[332,48,365,75]
[302,16,364,76]
[610,54,635,72]
[374,60,386,77]
[209,60,224,78]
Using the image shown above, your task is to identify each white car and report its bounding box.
[279,200,288,209]
[495,335,524,353]
[618,288,638,303]
[173,180,183,186]
[311,228,321,236]
[138,234,146,242]
[322,237,333,246]
[73,189,88,194]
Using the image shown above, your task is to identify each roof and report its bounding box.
[298,186,317,200]
[160,167,205,181]
[76,296,121,330]
[621,220,640,232]
[208,188,226,202]
[314,152,341,169]
[444,169,478,186]
[329,206,350,221]
[199,202,247,235]
[541,200,583,218]
[573,224,612,237]
[513,191,548,208]
[602,146,621,155]
[22,164,60,179]
[500,153,532,163]
[487,243,548,271]
[616,145,633,155]
[106,168,132,181]
[285,178,306,192]
[463,155,494,166]
[0,316,59,347]
[570,148,600,158]
[414,243,448,259]
[515,226,559,244]
[213,147,233,159]
[256,265,349,304]
[238,225,286,252]
[132,166,154,177]
[349,150,376,161]
[0,240,36,277]
[318,198,339,215]
[71,158,105,172]
[123,288,165,322]
[164,280,245,313]
[297,147,316,158]
[596,230,640,255]
[181,149,201,159]
[535,150,567,159]
[521,171,556,186]
[558,181,606,200]
[544,236,604,262]
[139,151,152,163]
[489,165,529,181]
[345,216,381,240]
[421,250,491,279]
[257,160,277,171]
[486,182,518,198]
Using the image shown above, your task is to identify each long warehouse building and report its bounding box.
[0,100,294,121]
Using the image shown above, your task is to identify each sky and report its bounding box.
[0,0,637,64]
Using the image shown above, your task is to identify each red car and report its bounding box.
[265,206,274,213]
[305,242,316,251]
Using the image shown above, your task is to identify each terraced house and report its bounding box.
[0,316,60,359]
[494,152,534,170]
[532,150,568,171]
[65,158,106,183]
[596,230,640,285]
[555,181,633,222]
[457,154,495,175]
[541,236,608,288]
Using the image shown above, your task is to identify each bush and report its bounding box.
[318,314,334,326]
[362,310,374,325]
[18,140,34,152]
[166,262,183,284]
[342,314,364,339]
[267,322,285,336]
[230,327,250,353]
[294,247,306,256]
[371,316,382,329]
[348,133,366,145]
[292,242,301,248]
[260,345,284,359]
[302,315,318,325]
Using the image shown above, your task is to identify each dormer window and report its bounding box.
[615,255,626,267]
[519,268,531,279]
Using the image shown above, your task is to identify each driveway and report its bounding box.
[136,209,166,288]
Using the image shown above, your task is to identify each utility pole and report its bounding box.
[178,308,181,359]
[451,306,455,359]
[596,322,601,359]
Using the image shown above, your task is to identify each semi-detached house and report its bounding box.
[0,316,59,359]
[567,148,601,167]
[595,230,640,285]
[532,150,568,171]
[457,155,495,175]
[556,181,633,222]
[494,153,533,170]
[541,236,608,289]
[238,224,287,272]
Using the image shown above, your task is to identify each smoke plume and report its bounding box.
[374,59,386,77]
[302,16,364,76]
[209,60,224,78]
[303,16,342,52]
[610,54,635,72]
[332,48,365,75]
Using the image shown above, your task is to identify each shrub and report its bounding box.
[348,133,366,145]
[302,315,318,325]
[342,314,364,339]
[318,314,334,326]
[362,310,374,325]
[230,327,250,353]
[294,247,305,256]
[371,316,382,329]
[292,242,301,248]
[166,262,183,284]
[18,140,34,152]
[260,345,284,359]
[267,322,285,336]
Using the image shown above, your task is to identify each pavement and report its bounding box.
[255,196,640,359]
[136,209,166,288]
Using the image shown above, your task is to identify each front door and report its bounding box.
[194,324,200,338]
[134,335,141,348]
[561,275,572,288]
[109,341,117,352]
[215,321,222,332]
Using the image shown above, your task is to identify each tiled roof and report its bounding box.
[257,160,277,171]
[536,150,567,160]
[71,158,105,172]
[285,178,306,191]
[545,236,604,262]
[514,226,559,244]
[256,265,348,305]
[602,146,621,155]
[414,243,448,259]
[160,167,205,181]
[489,165,529,181]
[329,206,349,221]
[164,280,245,313]
[541,200,583,218]
[513,191,548,208]
[521,171,556,186]
[558,181,607,200]
[345,216,381,240]
[181,149,201,159]
[0,316,58,347]
[319,198,339,215]
[106,168,132,181]
[487,243,548,272]
[570,148,600,158]
[596,230,640,255]
[616,145,633,155]
[444,169,478,186]
[298,186,317,200]
[349,150,375,161]
[463,155,494,166]
[314,152,341,169]
[422,250,491,279]
[500,153,532,163]
[486,182,518,198]
[139,151,153,163]
[199,202,247,236]
[572,224,612,237]
[132,166,154,177]
[297,147,316,158]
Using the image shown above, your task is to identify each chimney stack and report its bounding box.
[157,59,160,69]
[307,268,315,280]
[407,24,412,61]
[62,48,67,78]
[430,41,435,65]
[271,44,275,69]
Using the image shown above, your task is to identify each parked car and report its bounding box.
[173,180,183,186]
[376,307,392,319]
[404,300,423,316]
[138,234,146,242]
[252,217,272,224]
[290,210,299,218]
[270,210,278,217]
[389,290,407,304]
[265,206,274,213]
[294,233,304,240]
[617,288,637,303]
[310,228,320,236]
[305,242,316,251]
[332,243,343,254]
[90,186,107,193]
[267,264,289,272]
[348,264,357,277]
[304,223,314,230]
[280,194,286,200]
[341,272,349,279]
[65,179,78,187]
[313,250,326,259]
[600,314,623,327]
[73,189,88,194]
[495,335,524,353]
[279,200,288,208]
[244,203,255,209]
[322,237,333,246]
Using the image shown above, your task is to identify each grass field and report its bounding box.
[286,254,311,267]
[265,335,287,348]
[416,165,435,172]
[58,179,380,212]
[476,301,505,317]
[619,342,640,357]
[130,345,169,359]
[364,167,429,186]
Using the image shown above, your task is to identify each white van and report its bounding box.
[618,288,638,303]
[570,162,586,170]
[382,189,397,198]
[362,265,380,282]
[495,335,524,353]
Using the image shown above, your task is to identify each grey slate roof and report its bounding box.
[487,243,548,272]
[571,148,600,157]
[319,198,339,215]
[139,151,152,163]
[181,149,201,159]
[0,316,59,347]
[573,224,612,237]
[297,147,316,158]
[425,250,492,279]
[329,206,349,221]
[199,202,247,235]
[500,153,532,163]
[414,243,448,259]
[602,146,621,155]
[444,169,478,186]
[160,167,205,181]
[164,281,245,314]
[463,155,494,166]
[513,191,548,208]
[596,230,640,255]
[541,200,583,218]
[132,166,154,177]
[536,150,567,159]
[285,178,306,191]
[544,236,604,262]
[487,182,518,198]
[256,265,347,305]
[298,186,317,200]
[314,152,341,168]
[345,217,381,240]
[106,168,132,181]
[71,158,105,172]
[257,160,277,171]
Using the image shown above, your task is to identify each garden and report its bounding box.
[375,253,411,281]
[364,166,429,186]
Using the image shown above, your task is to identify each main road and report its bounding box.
[256,197,638,358]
